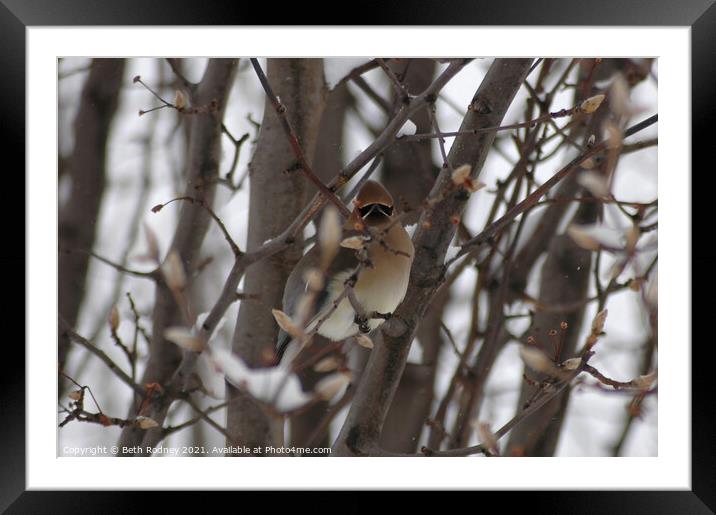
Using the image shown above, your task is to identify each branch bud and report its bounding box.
[580,94,605,114]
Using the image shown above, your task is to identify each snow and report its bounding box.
[323,58,372,89]
[396,119,417,137]
[207,346,312,413]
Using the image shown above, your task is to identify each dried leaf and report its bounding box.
[314,371,352,400]
[591,309,608,335]
[609,73,630,116]
[174,90,186,110]
[632,371,657,390]
[68,389,83,401]
[451,164,471,186]
[628,277,645,292]
[271,309,305,339]
[578,171,609,198]
[162,251,186,291]
[463,178,486,193]
[567,224,625,250]
[567,225,601,251]
[561,358,582,371]
[313,356,340,373]
[340,236,367,250]
[136,416,159,429]
[319,206,341,269]
[625,225,640,253]
[581,157,596,169]
[580,94,605,114]
[143,222,160,263]
[604,120,623,149]
[109,304,120,332]
[164,326,204,352]
[519,346,559,376]
[354,334,374,349]
[475,422,499,455]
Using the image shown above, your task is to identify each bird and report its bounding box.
[275,180,414,362]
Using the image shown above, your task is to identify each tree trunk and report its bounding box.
[379,59,443,453]
[505,230,594,456]
[382,59,438,219]
[289,81,350,449]
[332,59,533,456]
[505,59,650,456]
[58,58,125,393]
[226,59,326,454]
[117,59,237,454]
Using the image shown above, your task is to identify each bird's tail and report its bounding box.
[275,331,292,363]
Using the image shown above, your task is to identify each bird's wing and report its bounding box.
[282,242,359,323]
[276,240,363,363]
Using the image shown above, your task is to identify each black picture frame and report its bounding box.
[4,0,712,512]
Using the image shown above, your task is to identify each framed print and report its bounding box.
[4,0,714,512]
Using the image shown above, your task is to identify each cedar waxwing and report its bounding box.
[276,180,414,361]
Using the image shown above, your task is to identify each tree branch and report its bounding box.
[117,58,238,455]
[332,58,535,456]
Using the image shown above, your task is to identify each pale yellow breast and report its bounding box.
[311,223,414,341]
[355,223,414,317]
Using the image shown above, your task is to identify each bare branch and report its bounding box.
[250,58,352,219]
[332,58,535,456]
[59,320,145,398]
[449,114,658,265]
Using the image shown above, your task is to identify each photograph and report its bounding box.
[57,56,658,458]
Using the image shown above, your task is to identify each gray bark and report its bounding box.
[509,58,646,296]
[226,59,326,454]
[58,58,125,393]
[379,59,443,453]
[290,81,350,449]
[505,59,651,456]
[332,59,533,456]
[117,59,237,454]
[382,59,438,218]
[505,230,594,456]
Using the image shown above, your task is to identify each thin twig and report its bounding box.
[401,104,582,142]
[68,249,157,279]
[220,124,250,187]
[448,114,658,265]
[250,58,352,219]
[376,58,409,101]
[59,319,145,398]
[152,196,241,256]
